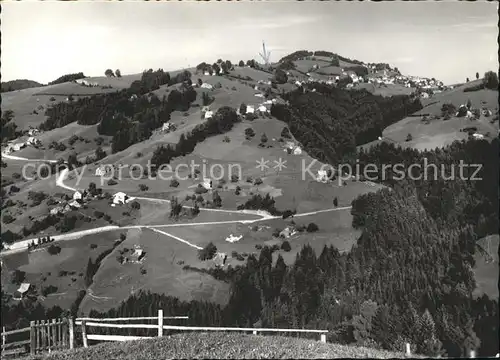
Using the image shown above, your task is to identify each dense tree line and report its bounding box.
[48,72,86,85]
[270,84,422,164]
[1,110,21,143]
[41,69,195,154]
[1,79,44,93]
[150,106,239,171]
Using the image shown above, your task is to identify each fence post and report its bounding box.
[320,334,326,343]
[470,350,476,358]
[81,320,88,348]
[62,319,68,350]
[2,326,5,348]
[52,319,57,351]
[41,320,46,351]
[405,342,411,356]
[158,310,164,337]
[30,321,36,355]
[68,318,74,350]
[252,330,257,335]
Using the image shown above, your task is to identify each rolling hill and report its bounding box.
[1,79,44,93]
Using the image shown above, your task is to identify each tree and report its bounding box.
[105,69,115,77]
[212,63,221,76]
[198,78,203,86]
[476,72,479,80]
[406,133,413,142]
[274,69,288,84]
[212,191,222,207]
[466,77,470,83]
[11,270,26,285]
[198,242,217,261]
[240,103,247,115]
[47,244,61,255]
[333,197,338,207]
[239,60,245,67]
[466,99,472,110]
[415,309,443,357]
[115,69,122,78]
[95,146,106,161]
[261,133,268,144]
[483,71,498,90]
[281,241,291,252]
[306,222,319,232]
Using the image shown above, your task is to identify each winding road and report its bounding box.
[1,151,352,256]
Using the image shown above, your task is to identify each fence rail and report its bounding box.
[76,310,328,346]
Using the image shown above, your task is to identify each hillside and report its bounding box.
[1,79,44,93]
[25,332,414,359]
[1,49,498,358]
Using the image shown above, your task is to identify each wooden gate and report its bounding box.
[30,318,72,354]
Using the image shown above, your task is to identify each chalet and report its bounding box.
[254,93,264,98]
[162,122,175,132]
[68,200,81,209]
[258,105,268,113]
[293,147,302,155]
[28,128,40,136]
[129,247,145,263]
[279,227,297,239]
[14,283,31,300]
[73,191,83,201]
[204,110,214,120]
[50,206,64,215]
[246,105,255,114]
[95,165,110,177]
[202,178,212,190]
[213,252,227,268]
[316,169,329,183]
[225,234,243,243]
[201,83,213,90]
[112,192,129,205]
[472,133,485,140]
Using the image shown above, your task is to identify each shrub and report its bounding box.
[107,179,117,186]
[281,241,291,252]
[254,178,263,186]
[138,184,149,191]
[195,185,208,194]
[42,285,58,297]
[170,179,180,187]
[260,133,268,144]
[198,242,217,261]
[90,244,98,249]
[231,174,239,183]
[11,270,26,285]
[306,222,319,232]
[483,71,499,90]
[120,233,127,242]
[47,244,62,255]
[255,244,263,250]
[272,228,282,237]
[2,214,14,224]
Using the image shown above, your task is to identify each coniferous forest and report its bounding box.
[1,74,498,358]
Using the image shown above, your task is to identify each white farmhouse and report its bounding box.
[254,93,264,98]
[204,110,214,120]
[68,200,81,209]
[112,192,129,205]
[73,191,83,201]
[246,105,255,114]
[201,83,213,90]
[472,133,485,140]
[225,234,243,243]
[95,165,109,177]
[316,169,329,183]
[202,178,212,190]
[258,105,268,113]
[293,147,302,155]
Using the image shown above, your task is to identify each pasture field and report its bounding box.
[1,230,122,310]
[79,226,230,315]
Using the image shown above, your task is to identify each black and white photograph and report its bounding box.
[0,1,498,358]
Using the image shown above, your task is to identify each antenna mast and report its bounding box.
[259,41,271,65]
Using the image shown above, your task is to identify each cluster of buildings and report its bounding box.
[49,190,89,215]
[4,129,42,154]
[120,244,146,264]
[283,141,302,155]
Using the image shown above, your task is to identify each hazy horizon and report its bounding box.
[2,1,498,85]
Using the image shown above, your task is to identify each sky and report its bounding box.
[2,1,498,85]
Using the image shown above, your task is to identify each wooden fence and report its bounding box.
[75,310,328,347]
[1,318,72,356]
